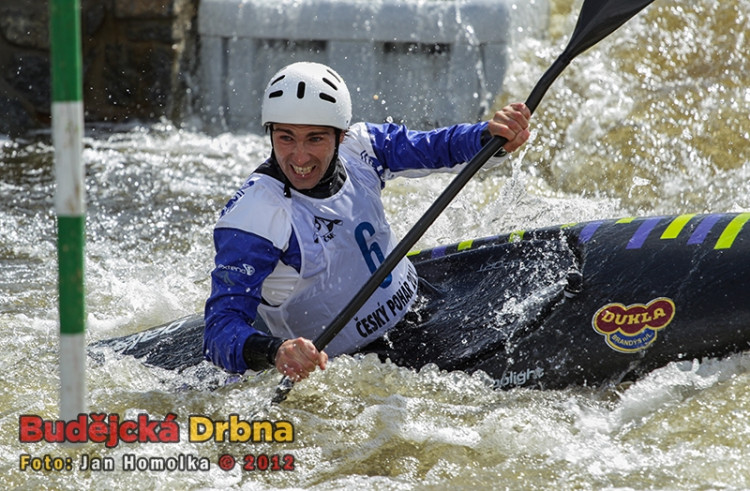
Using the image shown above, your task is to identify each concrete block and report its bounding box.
[197,0,546,132]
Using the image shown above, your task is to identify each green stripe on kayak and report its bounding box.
[715,213,750,250]
[457,240,473,251]
[661,214,696,239]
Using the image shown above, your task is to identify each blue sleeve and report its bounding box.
[203,227,282,373]
[365,121,488,173]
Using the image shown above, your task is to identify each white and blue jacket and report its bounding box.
[204,121,501,373]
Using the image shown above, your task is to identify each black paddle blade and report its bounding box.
[272,376,294,404]
[567,0,656,59]
[526,0,656,112]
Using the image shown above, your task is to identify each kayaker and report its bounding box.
[204,61,531,381]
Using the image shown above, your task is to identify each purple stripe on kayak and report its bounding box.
[578,221,603,243]
[687,214,722,245]
[431,245,448,258]
[626,217,664,249]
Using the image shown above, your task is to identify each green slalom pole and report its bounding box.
[50,0,86,420]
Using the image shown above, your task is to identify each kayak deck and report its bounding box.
[90,213,750,390]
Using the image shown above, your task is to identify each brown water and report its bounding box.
[2,0,749,488]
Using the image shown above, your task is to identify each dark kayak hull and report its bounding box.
[91,212,750,389]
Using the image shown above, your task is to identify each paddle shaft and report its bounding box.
[311,50,577,352]
[313,137,507,350]
[312,39,591,350]
[272,0,656,403]
[314,63,574,350]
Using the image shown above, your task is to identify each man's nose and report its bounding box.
[290,143,310,163]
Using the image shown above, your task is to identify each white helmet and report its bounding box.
[261,62,352,130]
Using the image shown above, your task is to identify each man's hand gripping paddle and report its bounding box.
[272,0,657,404]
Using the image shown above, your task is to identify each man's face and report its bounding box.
[271,124,341,190]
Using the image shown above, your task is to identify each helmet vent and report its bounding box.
[319,93,336,104]
[270,75,285,86]
[322,77,338,91]
[268,90,283,99]
[296,81,306,99]
[325,69,342,83]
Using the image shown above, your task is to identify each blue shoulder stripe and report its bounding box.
[365,121,487,173]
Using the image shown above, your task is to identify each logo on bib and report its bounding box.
[313,216,343,243]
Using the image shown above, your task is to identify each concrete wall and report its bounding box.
[198,0,515,132]
[0,0,549,137]
[0,0,198,136]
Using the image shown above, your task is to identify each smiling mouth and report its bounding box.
[292,164,314,176]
